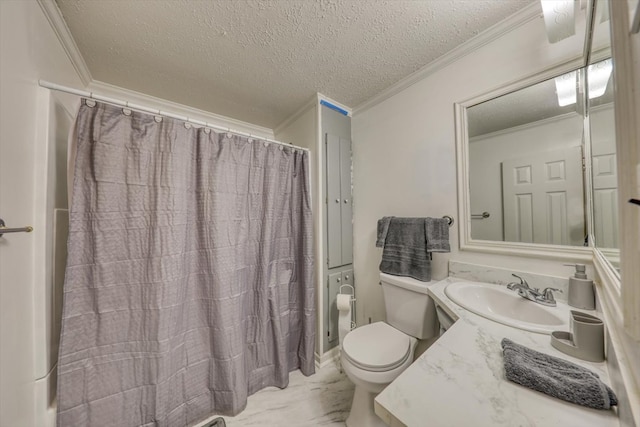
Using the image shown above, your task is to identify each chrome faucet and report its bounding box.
[506,274,561,307]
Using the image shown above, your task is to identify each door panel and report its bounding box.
[592,153,618,247]
[326,134,342,268]
[339,138,352,265]
[503,146,584,245]
[514,193,534,243]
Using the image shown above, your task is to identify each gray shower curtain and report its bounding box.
[57,100,315,427]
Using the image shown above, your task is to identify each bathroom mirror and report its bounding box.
[460,58,616,255]
[467,71,587,246]
[588,0,620,270]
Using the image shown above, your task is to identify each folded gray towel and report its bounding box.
[425,217,450,252]
[376,216,394,248]
[501,338,617,410]
[379,218,431,281]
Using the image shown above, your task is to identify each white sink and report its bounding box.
[444,281,570,334]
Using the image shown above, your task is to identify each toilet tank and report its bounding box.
[380,273,438,339]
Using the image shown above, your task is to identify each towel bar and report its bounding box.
[442,215,454,227]
[471,212,490,219]
[0,218,33,237]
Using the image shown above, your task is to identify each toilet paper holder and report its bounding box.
[339,284,356,302]
[338,285,357,332]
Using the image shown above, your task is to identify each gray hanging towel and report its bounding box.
[378,217,450,282]
[425,217,450,252]
[376,216,394,247]
[501,338,617,410]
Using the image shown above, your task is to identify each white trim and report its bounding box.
[354,3,542,114]
[469,111,582,142]
[36,0,92,86]
[314,346,341,370]
[34,370,56,427]
[315,93,325,356]
[88,80,276,140]
[460,240,593,262]
[457,61,584,108]
[610,0,640,340]
[582,112,596,253]
[593,251,640,426]
[593,250,622,313]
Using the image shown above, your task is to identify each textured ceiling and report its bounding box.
[56,0,535,129]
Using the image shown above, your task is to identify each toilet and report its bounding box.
[341,272,439,427]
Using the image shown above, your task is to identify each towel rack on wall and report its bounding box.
[471,212,490,220]
[0,218,33,237]
[442,215,454,227]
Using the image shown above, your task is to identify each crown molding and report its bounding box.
[353,3,541,115]
[37,0,92,86]
[88,80,275,138]
[469,110,581,143]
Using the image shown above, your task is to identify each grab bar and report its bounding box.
[0,218,33,237]
[471,212,490,220]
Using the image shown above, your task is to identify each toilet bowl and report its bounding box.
[341,322,417,427]
[341,273,438,427]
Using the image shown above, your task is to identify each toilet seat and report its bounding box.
[342,322,412,372]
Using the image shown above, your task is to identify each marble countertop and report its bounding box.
[374,277,619,427]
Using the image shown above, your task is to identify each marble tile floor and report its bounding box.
[195,361,355,426]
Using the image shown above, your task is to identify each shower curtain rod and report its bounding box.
[38,80,310,152]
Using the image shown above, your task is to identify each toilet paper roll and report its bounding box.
[337,293,351,311]
[337,294,352,346]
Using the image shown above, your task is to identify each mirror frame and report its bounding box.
[454,61,594,262]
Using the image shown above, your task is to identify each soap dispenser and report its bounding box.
[565,264,595,310]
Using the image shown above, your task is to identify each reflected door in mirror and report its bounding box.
[502,146,584,245]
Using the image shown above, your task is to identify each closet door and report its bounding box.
[326,134,353,268]
[326,134,343,268]
[340,138,353,265]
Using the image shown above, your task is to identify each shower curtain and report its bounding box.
[56,100,315,427]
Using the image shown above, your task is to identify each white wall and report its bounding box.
[0,2,83,426]
[351,13,589,326]
[469,113,584,241]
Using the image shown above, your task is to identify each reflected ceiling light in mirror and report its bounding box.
[553,59,612,106]
[587,59,613,98]
[541,0,577,43]
[554,70,578,106]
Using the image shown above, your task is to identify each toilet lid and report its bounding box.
[342,322,412,372]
